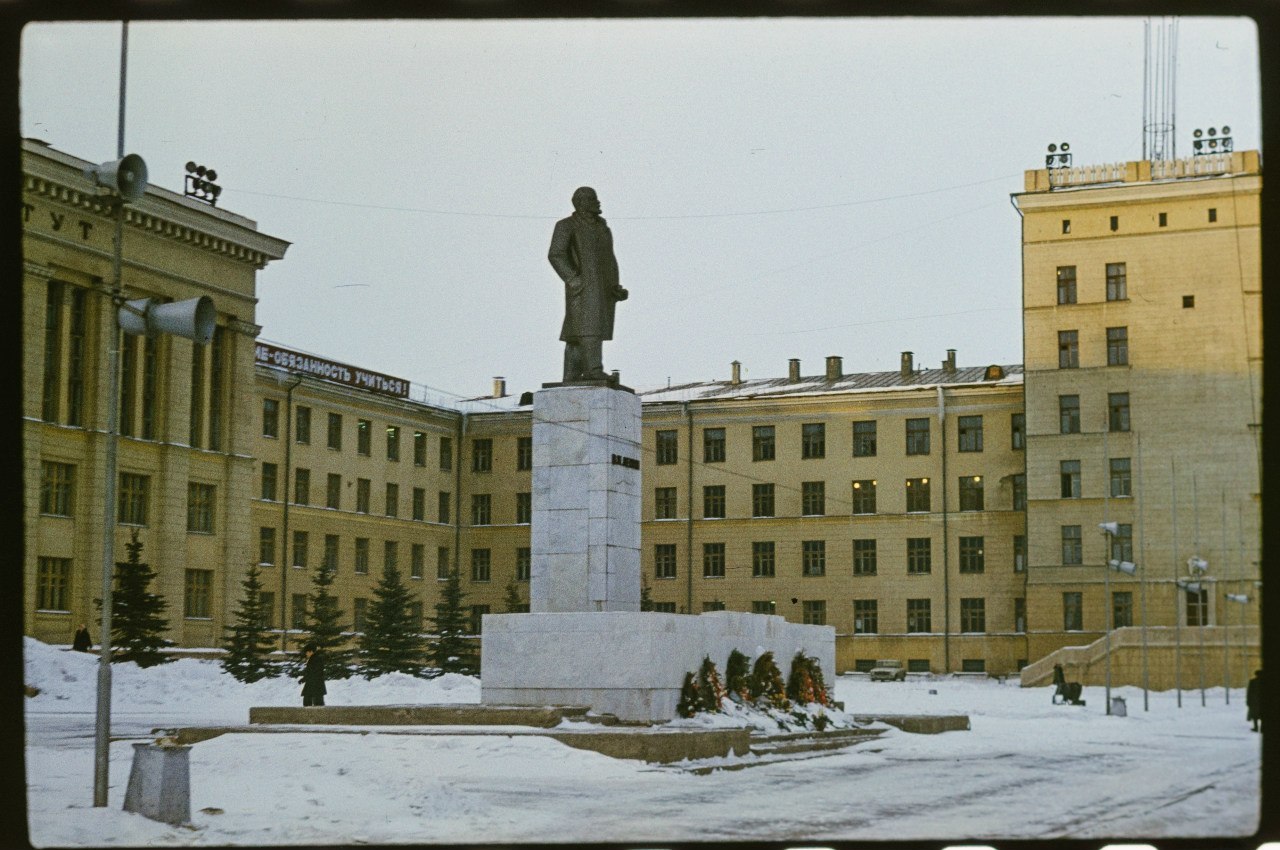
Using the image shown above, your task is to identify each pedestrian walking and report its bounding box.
[1246,669,1262,732]
[301,643,327,707]
[72,624,92,653]
[1052,663,1066,704]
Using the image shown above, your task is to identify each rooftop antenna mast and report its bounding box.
[1143,16,1179,162]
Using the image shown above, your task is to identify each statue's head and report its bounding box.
[572,186,601,214]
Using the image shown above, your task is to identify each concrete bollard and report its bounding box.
[123,740,192,825]
[1110,696,1128,717]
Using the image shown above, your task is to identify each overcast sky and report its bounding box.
[20,17,1262,402]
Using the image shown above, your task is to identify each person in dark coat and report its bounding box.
[1246,669,1262,732]
[300,643,327,707]
[72,624,92,653]
[1052,663,1066,704]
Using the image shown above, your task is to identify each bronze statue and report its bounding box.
[548,187,627,382]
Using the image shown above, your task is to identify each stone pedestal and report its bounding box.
[123,741,192,825]
[530,385,640,613]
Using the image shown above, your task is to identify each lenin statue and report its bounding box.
[548,187,628,382]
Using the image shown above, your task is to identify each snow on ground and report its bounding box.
[22,638,1263,845]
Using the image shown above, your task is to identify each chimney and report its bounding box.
[731,360,742,385]
[825,355,843,382]
[492,376,506,398]
[943,349,957,374]
[900,351,914,380]
[610,370,620,385]
[788,358,801,382]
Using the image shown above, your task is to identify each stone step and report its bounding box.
[247,704,599,729]
[749,727,883,757]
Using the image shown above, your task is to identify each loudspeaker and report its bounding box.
[84,153,148,203]
[118,296,216,345]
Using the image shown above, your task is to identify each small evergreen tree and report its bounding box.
[95,529,173,667]
[221,565,279,682]
[748,650,789,709]
[428,568,474,675]
[639,580,654,612]
[358,561,426,678]
[676,671,701,718]
[786,652,831,706]
[725,649,752,702]
[503,579,524,613]
[300,562,353,680]
[697,656,727,713]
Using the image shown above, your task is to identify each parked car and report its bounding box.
[868,659,907,682]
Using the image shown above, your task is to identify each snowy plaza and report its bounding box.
[22,638,1261,845]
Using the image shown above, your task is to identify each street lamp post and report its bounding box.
[277,372,304,652]
[1099,522,1136,717]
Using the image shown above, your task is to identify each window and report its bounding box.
[470,605,490,634]
[259,527,276,565]
[471,549,491,582]
[1012,474,1027,511]
[1060,460,1081,498]
[1106,262,1127,301]
[41,282,64,423]
[1109,215,1120,233]
[752,601,777,615]
[751,541,775,578]
[515,547,531,582]
[437,547,450,579]
[702,600,726,613]
[412,487,426,521]
[184,338,199,446]
[852,421,877,457]
[354,598,368,632]
[439,436,453,471]
[961,659,986,673]
[36,557,71,611]
[751,483,775,517]
[1110,523,1134,563]
[853,599,878,634]
[1159,211,1168,227]
[262,398,280,438]
[801,481,825,516]
[258,592,276,629]
[384,540,398,572]
[957,416,983,452]
[356,479,371,513]
[1059,395,1081,434]
[118,473,150,525]
[1062,219,1071,234]
[905,418,930,455]
[908,659,931,673]
[291,593,308,629]
[907,598,931,632]
[854,659,876,673]
[261,463,278,501]
[1113,591,1134,629]
[1061,525,1083,565]
[354,538,369,574]
[1063,592,1083,631]
[514,492,532,525]
[851,479,876,514]
[295,406,311,444]
[186,483,215,533]
[40,461,75,516]
[702,543,725,578]
[802,600,826,626]
[654,544,678,579]
[471,438,492,472]
[802,540,826,577]
[292,531,308,568]
[1107,326,1129,366]
[1015,597,1026,633]
[853,539,877,576]
[960,598,986,633]
[184,569,213,619]
[1186,587,1208,627]
[326,474,342,510]
[959,476,984,511]
[907,538,931,574]
[327,413,343,450]
[906,477,931,513]
[1058,330,1079,368]
[385,483,399,517]
[1208,207,1218,223]
[1109,392,1130,432]
[653,602,677,613]
[293,468,311,506]
[438,491,451,524]
[68,288,90,427]
[703,485,726,519]
[1011,413,1025,450]
[323,534,339,572]
[471,494,492,526]
[1056,266,1077,304]
[959,537,985,573]
[703,428,725,463]
[752,426,775,461]
[1110,458,1132,497]
[408,601,424,630]
[801,423,825,459]
[357,419,371,456]
[656,430,678,465]
[1183,295,1195,309]
[517,436,533,470]
[387,426,401,461]
[655,487,678,520]
[415,431,428,466]
[1014,535,1027,573]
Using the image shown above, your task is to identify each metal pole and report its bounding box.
[1237,502,1248,691]
[1103,422,1111,716]
[1104,531,1112,715]
[1220,490,1229,704]
[1193,475,1205,707]
[1172,458,1181,707]
[93,19,128,809]
[1136,432,1149,711]
[279,376,302,651]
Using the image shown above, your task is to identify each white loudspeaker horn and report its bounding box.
[84,153,149,203]
[118,296,216,345]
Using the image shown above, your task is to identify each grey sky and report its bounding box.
[20,17,1261,402]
